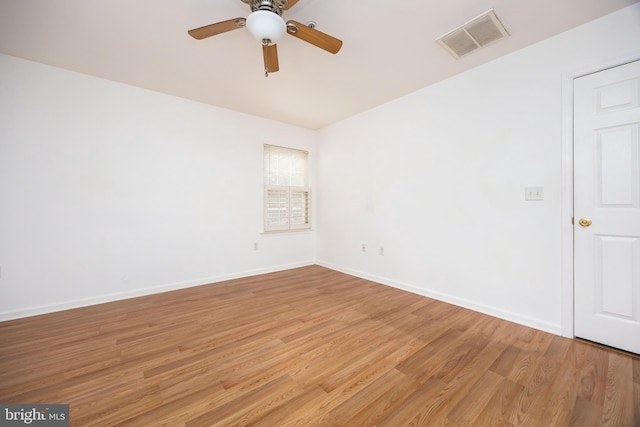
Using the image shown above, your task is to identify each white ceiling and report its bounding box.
[0,0,637,129]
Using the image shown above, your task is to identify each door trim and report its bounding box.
[560,51,640,338]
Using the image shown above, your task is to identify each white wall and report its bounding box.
[0,54,317,320]
[316,4,640,334]
[2,6,639,329]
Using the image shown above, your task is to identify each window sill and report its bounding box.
[260,228,314,235]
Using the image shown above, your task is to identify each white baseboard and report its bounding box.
[317,261,562,336]
[0,261,314,322]
[1,260,564,336]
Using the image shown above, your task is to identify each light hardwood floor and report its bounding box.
[1,265,638,426]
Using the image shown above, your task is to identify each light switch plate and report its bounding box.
[525,187,544,201]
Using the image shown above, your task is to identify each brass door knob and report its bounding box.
[578,217,592,227]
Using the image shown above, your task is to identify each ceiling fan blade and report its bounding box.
[283,0,299,10]
[286,20,342,54]
[262,44,280,73]
[188,18,246,40]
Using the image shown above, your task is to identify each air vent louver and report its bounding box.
[436,9,509,59]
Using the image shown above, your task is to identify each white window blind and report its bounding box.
[264,145,311,231]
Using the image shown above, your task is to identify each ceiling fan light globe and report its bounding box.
[246,10,286,43]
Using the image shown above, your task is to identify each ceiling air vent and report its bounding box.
[436,9,509,59]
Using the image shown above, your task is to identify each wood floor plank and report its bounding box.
[574,339,610,405]
[374,376,448,426]
[337,369,419,426]
[570,398,605,427]
[121,381,226,426]
[474,377,525,426]
[245,385,327,427]
[537,342,581,426]
[445,369,504,425]
[504,328,555,387]
[409,333,509,423]
[0,265,637,426]
[635,382,640,425]
[601,351,635,427]
[185,374,301,427]
[507,335,571,425]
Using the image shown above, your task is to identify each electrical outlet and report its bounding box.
[253,242,259,251]
[361,244,367,252]
[379,247,385,256]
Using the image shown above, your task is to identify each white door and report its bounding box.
[574,60,640,355]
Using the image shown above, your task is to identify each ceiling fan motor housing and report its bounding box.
[241,0,287,15]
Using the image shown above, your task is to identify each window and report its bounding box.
[264,145,311,231]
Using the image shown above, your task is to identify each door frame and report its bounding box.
[560,51,640,338]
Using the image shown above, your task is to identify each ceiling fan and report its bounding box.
[188,0,343,76]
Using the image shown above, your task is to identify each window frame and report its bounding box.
[263,145,312,232]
